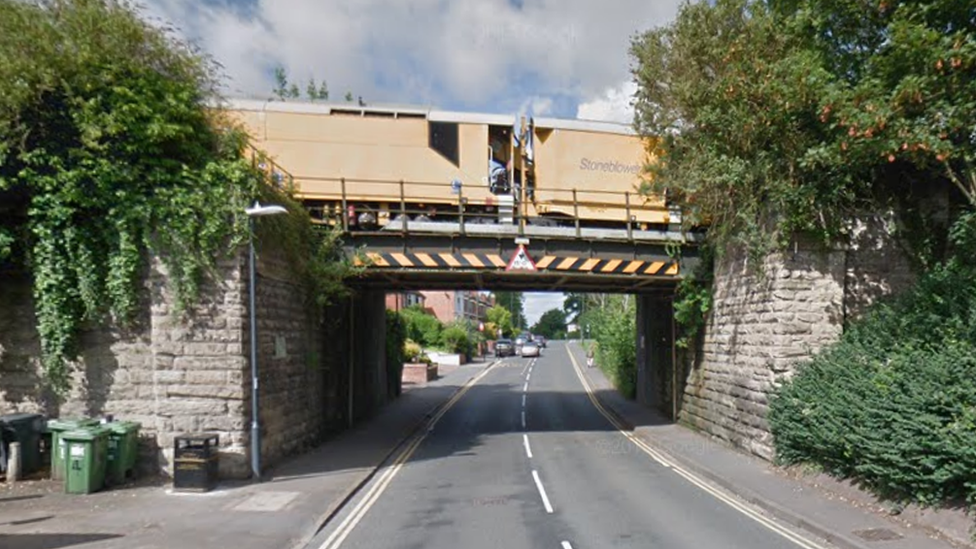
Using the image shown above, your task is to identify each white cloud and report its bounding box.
[576,80,637,124]
[140,0,682,112]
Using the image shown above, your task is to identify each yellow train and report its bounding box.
[228,99,673,231]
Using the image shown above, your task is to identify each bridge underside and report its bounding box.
[348,268,679,294]
[342,229,699,294]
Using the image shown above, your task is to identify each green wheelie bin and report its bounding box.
[62,425,109,494]
[106,421,141,485]
[47,418,99,481]
[0,413,45,476]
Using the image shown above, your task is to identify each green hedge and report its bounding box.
[399,305,442,347]
[768,260,976,505]
[590,297,637,399]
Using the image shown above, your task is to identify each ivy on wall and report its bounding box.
[0,0,359,394]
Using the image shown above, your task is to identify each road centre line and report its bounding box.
[531,470,554,513]
[521,411,526,429]
[527,372,531,381]
[523,434,533,458]
[564,346,829,549]
[522,394,526,408]
[561,542,573,549]
[523,381,529,392]
[317,361,501,549]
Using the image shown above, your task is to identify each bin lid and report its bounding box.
[0,413,45,431]
[47,417,100,430]
[107,421,142,433]
[61,425,110,441]
[0,412,44,423]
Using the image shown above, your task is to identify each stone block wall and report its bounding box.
[0,237,326,480]
[251,247,325,469]
[679,217,916,460]
[843,214,917,320]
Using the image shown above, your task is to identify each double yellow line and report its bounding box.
[565,346,829,549]
[317,360,502,549]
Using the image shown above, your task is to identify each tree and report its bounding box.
[632,0,839,257]
[306,77,329,101]
[563,293,583,323]
[273,66,299,100]
[485,305,513,338]
[0,0,266,392]
[0,0,356,394]
[531,308,567,339]
[631,0,976,265]
[272,66,336,102]
[493,292,527,330]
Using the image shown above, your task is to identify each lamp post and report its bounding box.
[245,200,288,481]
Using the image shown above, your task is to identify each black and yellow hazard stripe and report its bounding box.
[357,251,507,270]
[533,255,679,276]
[357,251,679,276]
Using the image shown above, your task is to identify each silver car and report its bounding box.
[520,342,541,357]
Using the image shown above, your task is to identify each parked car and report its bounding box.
[520,342,541,357]
[495,339,515,357]
[514,335,527,354]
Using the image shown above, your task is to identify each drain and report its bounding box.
[853,528,904,541]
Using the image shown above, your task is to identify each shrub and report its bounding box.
[591,297,637,399]
[439,326,470,355]
[399,306,442,347]
[769,257,976,505]
[403,339,424,363]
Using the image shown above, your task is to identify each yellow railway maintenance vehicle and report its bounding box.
[228,99,675,234]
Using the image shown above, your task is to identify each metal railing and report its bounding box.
[292,175,670,237]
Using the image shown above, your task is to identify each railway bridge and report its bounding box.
[232,98,702,295]
[229,97,699,423]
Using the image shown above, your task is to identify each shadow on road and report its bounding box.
[0,533,123,549]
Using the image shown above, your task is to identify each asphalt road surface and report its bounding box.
[306,341,830,549]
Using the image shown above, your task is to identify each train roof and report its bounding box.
[223,98,637,136]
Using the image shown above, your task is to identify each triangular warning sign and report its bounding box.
[506,244,537,272]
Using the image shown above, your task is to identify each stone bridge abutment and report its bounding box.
[634,215,916,460]
[0,239,391,479]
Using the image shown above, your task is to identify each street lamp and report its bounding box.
[245,200,288,481]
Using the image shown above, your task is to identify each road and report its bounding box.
[305,341,830,549]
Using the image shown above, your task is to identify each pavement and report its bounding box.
[1,346,972,549]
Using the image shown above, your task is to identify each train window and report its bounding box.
[428,121,459,167]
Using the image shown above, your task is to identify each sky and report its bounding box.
[137,0,684,327]
[140,0,682,121]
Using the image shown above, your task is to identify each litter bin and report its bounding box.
[173,433,219,492]
[106,421,141,485]
[0,413,45,476]
[62,426,109,494]
[47,418,99,481]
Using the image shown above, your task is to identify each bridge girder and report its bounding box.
[341,230,700,294]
